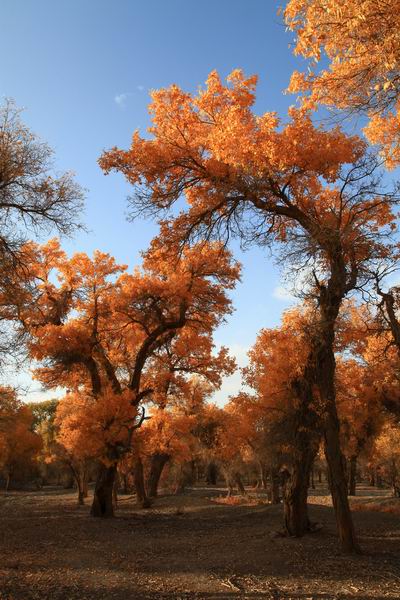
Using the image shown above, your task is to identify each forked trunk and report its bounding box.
[147,453,170,497]
[91,463,117,518]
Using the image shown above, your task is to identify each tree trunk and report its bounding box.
[348,456,357,496]
[134,457,151,508]
[175,462,194,495]
[91,463,117,518]
[313,295,360,554]
[147,453,170,498]
[283,471,310,536]
[369,469,375,487]
[270,468,281,504]
[234,472,245,494]
[77,470,85,505]
[282,366,319,536]
[83,469,88,498]
[113,474,118,507]
[206,462,218,485]
[122,473,132,494]
[324,412,359,552]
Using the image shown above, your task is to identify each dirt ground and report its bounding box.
[1,484,400,600]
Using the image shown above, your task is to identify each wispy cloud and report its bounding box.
[114,86,146,108]
[272,285,295,302]
[114,93,129,108]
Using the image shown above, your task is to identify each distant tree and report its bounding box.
[0,386,42,490]
[0,100,84,367]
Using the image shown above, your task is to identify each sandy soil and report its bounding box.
[1,483,400,599]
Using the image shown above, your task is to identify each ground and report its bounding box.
[1,484,400,600]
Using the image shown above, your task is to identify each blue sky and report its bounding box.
[1,1,317,402]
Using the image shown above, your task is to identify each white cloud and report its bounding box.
[272,285,295,302]
[114,93,129,108]
[137,85,145,92]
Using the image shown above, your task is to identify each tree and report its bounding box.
[0,386,42,490]
[98,70,398,551]
[142,330,235,498]
[10,237,239,516]
[336,359,383,496]
[0,100,84,367]
[284,0,400,167]
[242,307,321,535]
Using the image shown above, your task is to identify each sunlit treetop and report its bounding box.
[99,69,397,295]
[284,0,400,167]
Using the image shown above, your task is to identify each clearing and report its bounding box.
[1,484,400,599]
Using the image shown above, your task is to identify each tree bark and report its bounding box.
[91,463,117,517]
[313,287,360,554]
[270,468,281,504]
[323,409,359,552]
[175,461,195,495]
[310,467,315,490]
[282,365,319,536]
[369,469,375,486]
[147,453,170,498]
[206,462,218,485]
[134,457,151,508]
[234,472,245,494]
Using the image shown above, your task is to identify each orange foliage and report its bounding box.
[284,0,400,167]
[0,387,42,482]
[9,238,239,466]
[99,69,395,288]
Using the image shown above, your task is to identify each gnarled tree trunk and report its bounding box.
[147,453,170,498]
[283,366,319,536]
[91,462,117,518]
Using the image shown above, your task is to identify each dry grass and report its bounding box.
[211,493,267,506]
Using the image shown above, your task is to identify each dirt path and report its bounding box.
[1,485,399,599]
